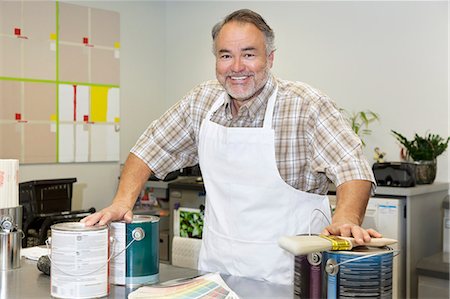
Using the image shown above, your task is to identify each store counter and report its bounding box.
[417,252,449,298]
[1,258,293,298]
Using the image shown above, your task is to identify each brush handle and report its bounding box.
[278,235,398,256]
[341,236,397,248]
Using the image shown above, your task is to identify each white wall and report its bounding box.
[165,1,449,183]
[448,1,450,189]
[20,1,166,210]
[19,1,449,211]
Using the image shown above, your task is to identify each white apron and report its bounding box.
[197,87,331,285]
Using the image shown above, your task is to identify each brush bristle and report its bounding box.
[278,235,333,255]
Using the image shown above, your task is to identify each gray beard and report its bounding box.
[225,69,271,102]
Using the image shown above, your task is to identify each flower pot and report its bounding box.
[414,160,437,184]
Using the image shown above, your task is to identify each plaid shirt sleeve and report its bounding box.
[130,81,223,179]
[310,96,376,192]
[130,93,199,179]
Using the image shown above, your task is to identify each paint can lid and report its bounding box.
[329,246,394,255]
[51,222,107,231]
[132,215,159,223]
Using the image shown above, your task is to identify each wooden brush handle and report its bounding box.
[340,236,397,248]
[278,235,398,256]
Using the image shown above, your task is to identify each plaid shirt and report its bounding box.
[131,74,375,194]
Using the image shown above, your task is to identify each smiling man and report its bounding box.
[214,19,274,107]
[82,9,379,285]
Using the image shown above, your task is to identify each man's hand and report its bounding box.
[81,153,152,226]
[81,202,133,226]
[326,180,382,245]
[322,222,382,245]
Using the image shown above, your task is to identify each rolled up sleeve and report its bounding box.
[131,97,198,180]
[310,97,376,194]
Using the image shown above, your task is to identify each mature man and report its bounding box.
[83,9,379,284]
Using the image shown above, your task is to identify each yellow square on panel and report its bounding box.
[90,86,109,122]
[50,114,56,121]
[114,42,120,49]
[50,33,57,40]
[114,117,120,123]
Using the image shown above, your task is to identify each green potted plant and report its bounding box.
[391,130,450,184]
[340,109,380,146]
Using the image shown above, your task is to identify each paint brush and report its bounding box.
[278,235,397,256]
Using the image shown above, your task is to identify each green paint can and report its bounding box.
[110,215,159,286]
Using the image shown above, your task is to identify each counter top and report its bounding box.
[1,258,293,298]
[168,177,205,192]
[375,182,449,197]
[328,181,449,197]
[416,252,449,280]
[163,177,450,197]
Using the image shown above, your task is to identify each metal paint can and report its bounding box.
[324,247,394,299]
[0,231,22,270]
[50,222,109,299]
[294,253,325,298]
[110,215,159,286]
[0,206,23,271]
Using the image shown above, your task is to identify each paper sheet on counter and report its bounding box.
[128,272,239,299]
[21,246,50,261]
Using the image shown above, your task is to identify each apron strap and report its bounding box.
[262,86,278,129]
[205,94,226,121]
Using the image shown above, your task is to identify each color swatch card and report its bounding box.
[128,273,239,299]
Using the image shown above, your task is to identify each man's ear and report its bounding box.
[268,50,275,68]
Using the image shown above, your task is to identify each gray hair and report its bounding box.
[211,9,275,56]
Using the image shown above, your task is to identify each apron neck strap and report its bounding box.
[262,86,278,129]
[205,94,225,121]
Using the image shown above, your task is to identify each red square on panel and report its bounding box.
[14,28,21,36]
[83,115,89,122]
[15,113,21,120]
[83,37,89,44]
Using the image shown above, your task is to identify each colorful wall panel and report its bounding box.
[0,1,120,163]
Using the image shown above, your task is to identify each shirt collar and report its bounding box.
[224,74,276,119]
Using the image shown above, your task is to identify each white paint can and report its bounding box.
[50,222,109,299]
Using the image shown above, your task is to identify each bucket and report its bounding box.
[50,222,109,299]
[0,206,23,271]
[324,247,393,299]
[0,231,22,270]
[110,215,159,286]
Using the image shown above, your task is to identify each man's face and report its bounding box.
[214,21,274,101]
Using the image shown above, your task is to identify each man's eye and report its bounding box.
[244,53,255,58]
[220,54,231,59]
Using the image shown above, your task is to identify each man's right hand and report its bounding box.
[81,202,134,226]
[81,153,152,227]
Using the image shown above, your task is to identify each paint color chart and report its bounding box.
[0,1,120,163]
[128,273,240,299]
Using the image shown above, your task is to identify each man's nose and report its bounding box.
[231,57,244,72]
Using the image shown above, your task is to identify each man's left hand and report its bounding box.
[322,222,382,245]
